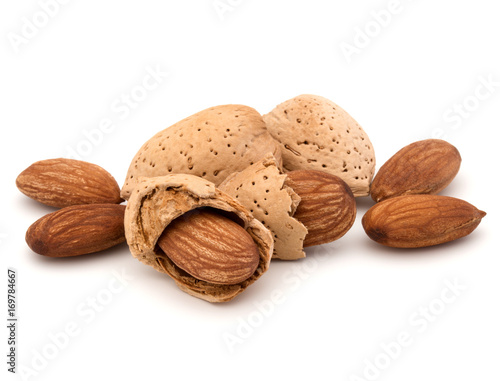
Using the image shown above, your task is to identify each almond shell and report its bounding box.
[219,154,307,260]
[121,104,282,200]
[263,94,375,197]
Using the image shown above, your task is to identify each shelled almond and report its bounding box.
[16,158,122,208]
[370,139,461,202]
[26,204,126,257]
[362,195,486,248]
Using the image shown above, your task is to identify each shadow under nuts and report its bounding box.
[156,208,260,285]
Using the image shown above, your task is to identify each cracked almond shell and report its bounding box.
[121,104,282,200]
[124,174,274,302]
[263,94,375,197]
[219,154,307,260]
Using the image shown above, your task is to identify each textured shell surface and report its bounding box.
[263,94,375,197]
[124,174,274,302]
[219,154,307,260]
[121,105,282,200]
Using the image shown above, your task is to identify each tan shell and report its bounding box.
[263,94,375,197]
[124,174,273,303]
[219,154,307,260]
[121,104,282,200]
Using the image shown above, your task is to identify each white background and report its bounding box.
[1,1,499,380]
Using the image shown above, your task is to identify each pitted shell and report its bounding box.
[263,94,375,197]
[219,154,307,260]
[124,174,273,303]
[121,104,282,200]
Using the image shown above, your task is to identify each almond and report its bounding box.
[16,158,123,208]
[124,174,273,303]
[362,194,486,248]
[370,139,461,202]
[286,170,356,247]
[26,204,126,257]
[156,208,260,285]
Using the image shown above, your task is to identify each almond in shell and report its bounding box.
[156,208,260,285]
[218,154,308,260]
[285,170,356,247]
[124,174,274,303]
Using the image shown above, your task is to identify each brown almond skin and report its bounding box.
[156,209,260,285]
[370,139,461,202]
[26,204,126,257]
[285,170,356,247]
[16,158,123,208]
[362,194,486,248]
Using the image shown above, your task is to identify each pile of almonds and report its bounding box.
[17,159,126,257]
[16,94,486,303]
